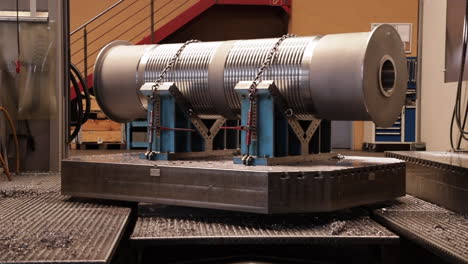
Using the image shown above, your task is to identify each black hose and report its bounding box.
[24,120,35,151]
[70,63,90,124]
[69,62,91,142]
[450,1,468,150]
[69,70,83,142]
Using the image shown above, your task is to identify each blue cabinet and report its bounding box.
[373,57,417,144]
[404,107,416,142]
[374,106,416,143]
[375,115,402,142]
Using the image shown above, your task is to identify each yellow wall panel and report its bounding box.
[290,0,418,56]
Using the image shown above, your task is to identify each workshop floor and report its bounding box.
[2,148,465,264]
[0,172,132,263]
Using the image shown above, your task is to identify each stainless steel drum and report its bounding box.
[93,24,407,127]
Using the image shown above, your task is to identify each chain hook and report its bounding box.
[146,39,200,158]
[244,34,296,161]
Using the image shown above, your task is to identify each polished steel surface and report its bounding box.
[94,25,407,126]
[62,153,406,214]
[94,41,152,122]
[309,25,407,126]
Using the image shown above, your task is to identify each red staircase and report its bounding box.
[70,0,291,99]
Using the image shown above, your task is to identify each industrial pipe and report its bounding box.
[93,24,407,127]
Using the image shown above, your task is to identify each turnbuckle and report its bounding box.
[220,126,251,131]
[241,154,254,166]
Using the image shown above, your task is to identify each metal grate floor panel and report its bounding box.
[131,206,398,246]
[374,195,468,264]
[0,173,131,264]
[386,151,468,214]
[386,151,468,171]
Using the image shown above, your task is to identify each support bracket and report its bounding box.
[234,80,322,165]
[140,82,228,160]
[264,82,321,155]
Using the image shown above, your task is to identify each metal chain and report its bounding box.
[146,39,200,158]
[150,39,200,99]
[248,34,296,101]
[244,34,296,163]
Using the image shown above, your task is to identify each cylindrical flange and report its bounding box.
[93,24,407,127]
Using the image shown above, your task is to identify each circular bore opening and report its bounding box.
[379,56,396,97]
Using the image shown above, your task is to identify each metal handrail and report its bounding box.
[129,0,190,42]
[69,0,128,80]
[71,1,153,64]
[70,0,124,35]
[70,0,183,82]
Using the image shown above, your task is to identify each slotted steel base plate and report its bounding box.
[386,151,468,213]
[374,195,468,264]
[62,153,406,214]
[0,173,131,264]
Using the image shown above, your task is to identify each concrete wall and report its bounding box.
[420,0,468,150]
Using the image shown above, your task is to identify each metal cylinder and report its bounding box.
[94,24,407,127]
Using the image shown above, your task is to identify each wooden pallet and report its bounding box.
[71,98,125,147]
[88,97,108,119]
[70,142,125,150]
[81,119,122,131]
[88,112,108,119]
[90,97,101,112]
[76,119,124,145]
